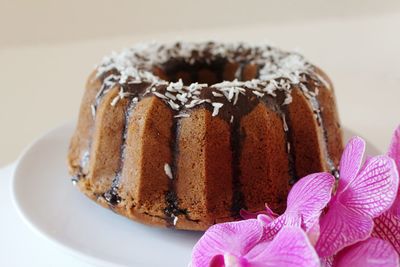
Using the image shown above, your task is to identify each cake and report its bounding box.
[68,42,343,231]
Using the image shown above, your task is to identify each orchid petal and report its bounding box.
[286,172,335,230]
[209,255,224,267]
[339,155,399,218]
[388,125,400,217]
[263,212,301,240]
[338,137,366,192]
[240,204,278,221]
[372,211,400,254]
[263,204,279,218]
[191,219,263,267]
[246,226,320,267]
[389,194,400,219]
[388,125,400,170]
[263,173,334,240]
[240,209,265,220]
[390,192,400,218]
[257,214,275,226]
[321,256,334,267]
[307,220,321,246]
[315,202,373,257]
[333,237,400,267]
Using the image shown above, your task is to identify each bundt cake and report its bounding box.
[68,42,343,231]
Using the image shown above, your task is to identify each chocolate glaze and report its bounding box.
[162,58,227,85]
[258,92,298,184]
[230,118,247,217]
[279,105,299,185]
[102,83,146,207]
[164,117,188,227]
[301,80,338,177]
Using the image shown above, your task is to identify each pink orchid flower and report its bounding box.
[315,136,399,257]
[251,173,335,244]
[191,219,320,267]
[388,125,400,216]
[372,125,400,253]
[240,204,278,224]
[191,134,400,267]
[333,237,399,267]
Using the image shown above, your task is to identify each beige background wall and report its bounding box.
[1,0,400,167]
[2,0,400,48]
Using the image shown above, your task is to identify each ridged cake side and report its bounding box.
[68,42,343,230]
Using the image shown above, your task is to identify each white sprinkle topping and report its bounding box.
[212,91,224,97]
[233,90,240,105]
[90,104,96,117]
[230,115,234,123]
[174,113,190,118]
[93,42,326,121]
[110,95,120,106]
[168,100,180,111]
[211,103,224,117]
[152,91,168,99]
[282,114,289,132]
[164,163,173,179]
[188,82,208,91]
[165,92,177,100]
[252,91,265,98]
[110,87,133,106]
[176,93,188,103]
[282,94,292,105]
[173,215,178,226]
[228,87,235,101]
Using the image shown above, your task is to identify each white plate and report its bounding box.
[11,122,380,267]
[12,122,203,267]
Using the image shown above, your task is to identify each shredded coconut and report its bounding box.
[164,163,173,179]
[93,42,326,118]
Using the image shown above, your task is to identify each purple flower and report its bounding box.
[240,204,278,223]
[315,136,399,257]
[259,172,335,244]
[388,126,400,216]
[191,219,320,267]
[191,133,400,267]
[372,126,400,253]
[333,237,399,267]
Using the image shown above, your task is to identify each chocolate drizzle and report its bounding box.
[164,116,188,227]
[260,92,299,185]
[299,82,338,177]
[280,106,298,185]
[102,83,151,206]
[230,117,246,216]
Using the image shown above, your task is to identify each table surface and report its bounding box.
[1,8,400,267]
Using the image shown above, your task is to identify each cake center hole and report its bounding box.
[156,59,258,85]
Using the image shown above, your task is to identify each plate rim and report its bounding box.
[11,121,124,267]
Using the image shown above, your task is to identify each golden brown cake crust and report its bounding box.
[68,42,343,231]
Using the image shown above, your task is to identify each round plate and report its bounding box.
[11,122,380,266]
[12,122,202,267]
